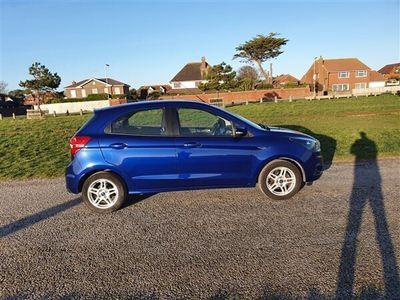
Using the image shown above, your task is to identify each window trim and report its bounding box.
[355,70,367,77]
[105,107,172,137]
[355,82,367,89]
[338,71,349,78]
[332,83,350,92]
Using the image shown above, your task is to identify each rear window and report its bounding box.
[109,108,166,136]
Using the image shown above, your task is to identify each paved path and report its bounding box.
[1,160,399,299]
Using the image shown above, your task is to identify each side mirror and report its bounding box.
[235,127,247,137]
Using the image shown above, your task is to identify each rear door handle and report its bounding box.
[109,143,127,149]
[183,142,202,148]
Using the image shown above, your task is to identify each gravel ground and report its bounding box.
[0,160,399,299]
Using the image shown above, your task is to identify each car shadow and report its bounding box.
[0,197,81,239]
[277,125,337,170]
[335,132,400,298]
[121,193,157,209]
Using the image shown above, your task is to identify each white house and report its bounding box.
[170,57,210,89]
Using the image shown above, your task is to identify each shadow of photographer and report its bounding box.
[336,132,400,298]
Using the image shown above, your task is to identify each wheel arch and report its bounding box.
[257,157,306,183]
[78,168,128,193]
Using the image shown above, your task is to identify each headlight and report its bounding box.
[290,137,320,152]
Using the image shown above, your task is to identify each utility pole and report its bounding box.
[313,57,318,98]
[105,64,110,99]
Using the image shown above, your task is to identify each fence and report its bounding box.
[352,86,400,96]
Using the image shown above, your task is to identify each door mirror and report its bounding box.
[235,127,247,137]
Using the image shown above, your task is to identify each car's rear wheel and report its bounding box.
[258,160,302,200]
[82,171,126,213]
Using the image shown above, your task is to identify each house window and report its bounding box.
[332,84,350,92]
[338,71,349,78]
[81,89,86,97]
[356,70,367,77]
[173,82,181,88]
[70,90,77,98]
[92,88,98,94]
[355,83,367,89]
[115,87,121,94]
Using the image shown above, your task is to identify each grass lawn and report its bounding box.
[0,95,399,179]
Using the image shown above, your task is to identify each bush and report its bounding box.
[256,83,273,90]
[281,83,308,89]
[87,93,109,100]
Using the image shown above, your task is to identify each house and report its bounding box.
[378,63,400,79]
[170,56,211,90]
[369,71,387,88]
[272,74,299,87]
[301,57,385,94]
[378,63,400,85]
[138,85,171,99]
[64,78,130,99]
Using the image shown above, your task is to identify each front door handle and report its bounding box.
[183,142,202,148]
[109,143,127,149]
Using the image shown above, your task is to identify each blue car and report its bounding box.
[66,100,323,213]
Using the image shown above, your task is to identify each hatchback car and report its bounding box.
[66,100,323,213]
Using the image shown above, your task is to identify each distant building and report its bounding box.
[170,57,211,90]
[138,85,171,99]
[301,57,386,94]
[272,74,299,87]
[64,78,130,99]
[378,63,400,78]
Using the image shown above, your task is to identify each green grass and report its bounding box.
[0,95,399,179]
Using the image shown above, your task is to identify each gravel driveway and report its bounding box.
[1,160,399,299]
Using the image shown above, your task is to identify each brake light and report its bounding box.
[69,136,92,155]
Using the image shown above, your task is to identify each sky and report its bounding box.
[0,0,399,91]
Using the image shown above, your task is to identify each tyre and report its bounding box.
[258,160,302,200]
[82,171,126,213]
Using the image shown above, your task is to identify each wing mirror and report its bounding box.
[235,127,248,137]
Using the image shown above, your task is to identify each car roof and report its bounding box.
[95,100,211,113]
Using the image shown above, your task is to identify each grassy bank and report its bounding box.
[0,95,399,179]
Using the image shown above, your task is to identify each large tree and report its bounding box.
[19,62,61,110]
[234,33,288,82]
[198,62,237,95]
[0,81,8,94]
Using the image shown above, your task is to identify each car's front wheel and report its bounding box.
[82,171,126,213]
[258,160,302,200]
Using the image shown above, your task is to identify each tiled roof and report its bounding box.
[273,74,299,84]
[378,63,400,74]
[369,70,386,81]
[170,62,210,82]
[320,58,371,72]
[65,78,129,88]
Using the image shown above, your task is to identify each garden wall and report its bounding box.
[35,100,110,114]
[160,87,311,104]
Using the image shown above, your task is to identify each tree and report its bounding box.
[236,66,259,90]
[0,81,8,94]
[234,33,288,82]
[198,62,237,95]
[19,62,61,110]
[8,89,27,98]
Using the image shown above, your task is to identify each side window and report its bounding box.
[178,108,233,137]
[110,108,166,136]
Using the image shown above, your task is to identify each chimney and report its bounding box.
[200,56,207,78]
[72,80,76,85]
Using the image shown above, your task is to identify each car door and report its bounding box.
[173,106,258,188]
[99,107,180,193]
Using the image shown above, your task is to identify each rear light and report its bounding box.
[69,136,92,155]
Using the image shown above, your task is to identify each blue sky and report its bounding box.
[1,0,399,91]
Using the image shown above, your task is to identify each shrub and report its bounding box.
[87,93,108,100]
[256,83,273,90]
[111,94,127,99]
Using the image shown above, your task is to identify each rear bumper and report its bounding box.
[65,162,80,194]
